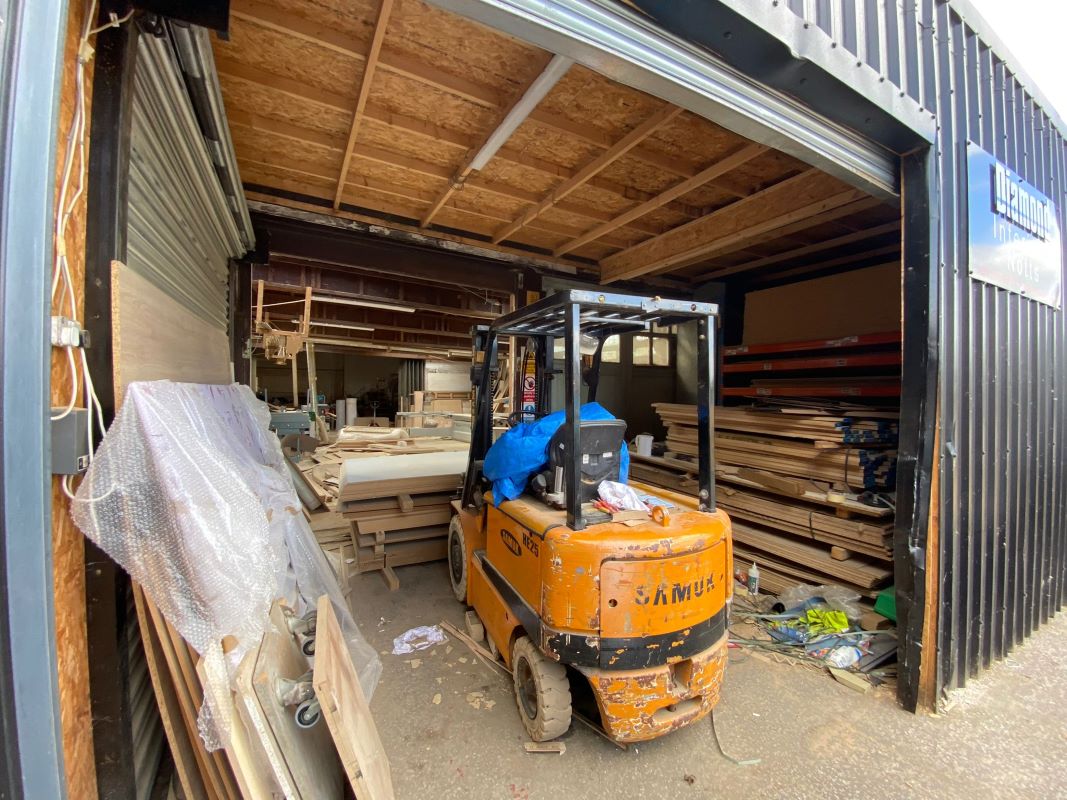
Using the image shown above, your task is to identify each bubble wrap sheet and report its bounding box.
[71,381,381,748]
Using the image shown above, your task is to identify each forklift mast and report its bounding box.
[463,290,719,531]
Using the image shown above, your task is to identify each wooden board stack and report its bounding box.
[635,402,899,599]
[338,451,467,590]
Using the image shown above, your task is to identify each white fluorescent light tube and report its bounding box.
[468,54,573,172]
[309,337,389,349]
[311,294,416,313]
[293,318,375,332]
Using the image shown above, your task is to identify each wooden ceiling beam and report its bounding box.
[600,170,868,283]
[421,53,562,228]
[229,109,663,237]
[226,2,721,200]
[492,105,683,244]
[695,219,901,281]
[219,64,693,226]
[240,155,632,250]
[333,0,393,209]
[554,143,766,256]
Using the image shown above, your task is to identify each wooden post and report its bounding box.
[255,279,265,326]
[292,349,300,408]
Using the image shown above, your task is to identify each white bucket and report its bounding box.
[634,434,654,457]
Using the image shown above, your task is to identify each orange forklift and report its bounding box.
[448,291,733,743]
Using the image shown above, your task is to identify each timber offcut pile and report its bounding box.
[632,402,898,599]
[338,451,467,590]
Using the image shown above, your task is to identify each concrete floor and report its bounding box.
[351,562,1067,800]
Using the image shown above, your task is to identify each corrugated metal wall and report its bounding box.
[780,0,1067,692]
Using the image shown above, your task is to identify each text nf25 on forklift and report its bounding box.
[446,290,734,744]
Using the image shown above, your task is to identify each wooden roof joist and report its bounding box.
[218,60,701,223]
[333,0,394,208]
[239,155,639,251]
[225,1,728,197]
[492,105,683,244]
[600,170,867,283]
[554,143,767,256]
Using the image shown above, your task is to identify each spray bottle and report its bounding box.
[747,561,760,595]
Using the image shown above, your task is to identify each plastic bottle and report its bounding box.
[747,561,760,595]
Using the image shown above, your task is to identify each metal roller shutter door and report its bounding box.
[127,29,250,331]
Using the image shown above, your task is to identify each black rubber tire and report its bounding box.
[447,515,468,604]
[511,636,572,741]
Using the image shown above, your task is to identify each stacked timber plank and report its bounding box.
[656,403,896,489]
[338,451,467,590]
[638,402,899,599]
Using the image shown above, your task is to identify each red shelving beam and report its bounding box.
[722,331,901,358]
[721,352,903,373]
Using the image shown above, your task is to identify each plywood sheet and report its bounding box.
[742,262,902,345]
[111,261,231,406]
[313,596,394,799]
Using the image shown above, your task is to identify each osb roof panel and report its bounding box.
[675,182,742,210]
[566,183,637,216]
[231,126,338,176]
[537,207,638,248]
[506,121,602,171]
[357,117,464,169]
[254,0,379,38]
[240,160,335,199]
[537,65,667,135]
[217,16,364,100]
[369,70,497,137]
[645,114,740,166]
[386,0,543,94]
[569,240,618,262]
[598,154,678,196]
[459,185,532,221]
[344,186,425,220]
[713,151,809,196]
[347,155,447,197]
[219,74,351,140]
[476,159,561,197]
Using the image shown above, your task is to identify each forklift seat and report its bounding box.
[545,419,627,504]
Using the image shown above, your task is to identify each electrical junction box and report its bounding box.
[51,408,90,475]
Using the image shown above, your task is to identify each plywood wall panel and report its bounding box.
[52,2,98,797]
[742,262,902,345]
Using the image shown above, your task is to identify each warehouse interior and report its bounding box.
[45,0,925,797]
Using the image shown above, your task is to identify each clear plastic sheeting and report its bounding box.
[71,381,381,748]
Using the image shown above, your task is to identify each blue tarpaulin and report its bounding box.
[483,402,629,504]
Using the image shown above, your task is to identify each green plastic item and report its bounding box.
[874,586,897,622]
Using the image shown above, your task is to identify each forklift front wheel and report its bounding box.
[447,515,468,604]
[511,636,572,742]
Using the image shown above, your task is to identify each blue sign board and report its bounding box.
[967,142,1063,308]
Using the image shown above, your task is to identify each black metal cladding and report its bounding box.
[778,0,1067,693]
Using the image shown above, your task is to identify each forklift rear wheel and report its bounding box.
[511,636,572,741]
[447,516,467,603]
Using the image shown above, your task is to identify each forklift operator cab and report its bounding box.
[448,291,733,744]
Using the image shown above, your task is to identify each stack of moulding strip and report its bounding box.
[628,453,891,518]
[721,331,902,357]
[717,485,893,561]
[665,431,896,490]
[653,403,898,445]
[731,539,882,600]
